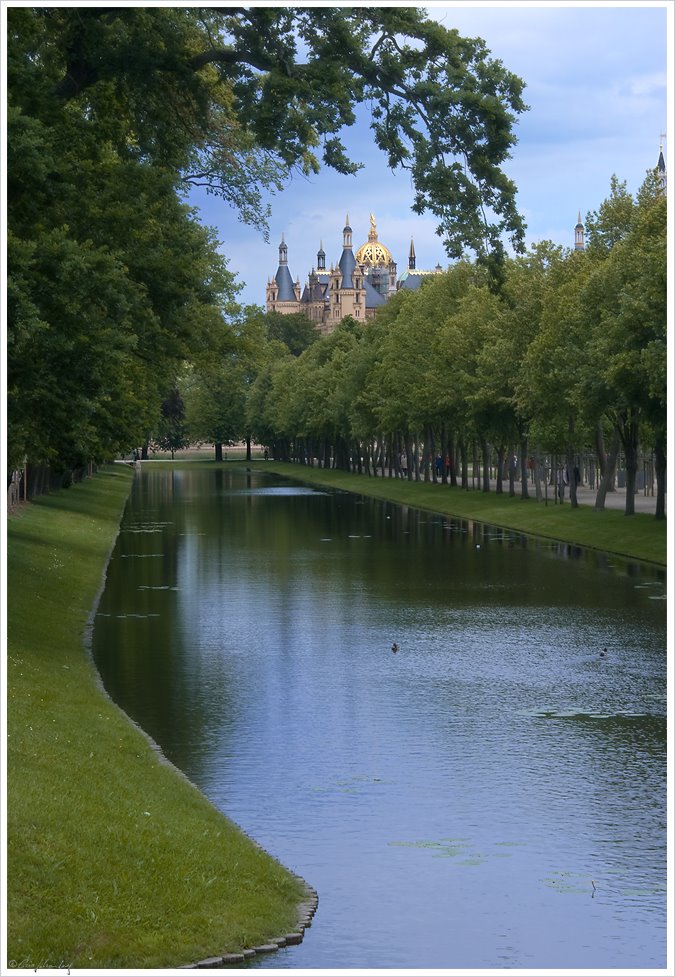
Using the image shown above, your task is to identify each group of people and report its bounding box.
[364,450,587,490]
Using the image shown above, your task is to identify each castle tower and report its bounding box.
[317,241,326,271]
[408,238,416,271]
[355,213,397,298]
[657,136,666,195]
[342,215,352,251]
[275,234,297,299]
[338,215,356,288]
[266,233,301,312]
[574,211,585,252]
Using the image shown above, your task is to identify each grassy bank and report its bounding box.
[251,461,666,567]
[7,465,307,969]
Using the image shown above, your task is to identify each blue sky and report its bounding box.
[187,2,671,309]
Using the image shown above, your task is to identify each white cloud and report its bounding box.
[621,71,668,99]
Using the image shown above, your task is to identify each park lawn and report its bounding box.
[6,465,307,969]
[250,461,666,567]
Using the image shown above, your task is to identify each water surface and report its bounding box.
[92,467,667,970]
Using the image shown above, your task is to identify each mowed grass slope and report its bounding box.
[7,466,306,969]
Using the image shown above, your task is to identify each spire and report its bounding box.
[343,215,352,249]
[339,216,356,287]
[657,134,666,194]
[574,211,585,252]
[275,232,296,300]
[278,233,288,265]
[408,237,416,271]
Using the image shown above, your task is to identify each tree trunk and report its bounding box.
[619,408,639,516]
[405,433,414,481]
[520,433,530,500]
[507,444,516,497]
[440,424,448,485]
[595,423,615,491]
[496,445,505,494]
[449,436,458,488]
[567,448,578,508]
[567,418,578,508]
[594,430,620,511]
[654,436,666,520]
[426,425,435,483]
[481,437,490,492]
[246,436,252,461]
[214,442,223,462]
[459,438,468,490]
[533,448,543,503]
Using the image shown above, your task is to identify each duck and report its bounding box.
[391,643,399,654]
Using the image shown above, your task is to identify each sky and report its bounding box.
[186,1,671,309]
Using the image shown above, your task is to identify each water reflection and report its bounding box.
[92,467,667,970]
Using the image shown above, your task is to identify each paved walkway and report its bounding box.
[514,480,663,515]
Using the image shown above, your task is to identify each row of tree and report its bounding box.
[8,7,529,480]
[183,173,666,519]
[7,9,665,519]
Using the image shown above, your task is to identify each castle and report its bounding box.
[266,214,443,335]
[268,143,667,335]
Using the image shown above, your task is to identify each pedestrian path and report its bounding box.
[510,480,662,515]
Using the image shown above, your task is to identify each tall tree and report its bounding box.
[580,174,666,516]
[8,6,529,472]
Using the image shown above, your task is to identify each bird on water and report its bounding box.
[391,643,399,653]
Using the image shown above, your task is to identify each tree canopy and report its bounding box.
[19,7,528,253]
[243,174,666,518]
[8,6,528,473]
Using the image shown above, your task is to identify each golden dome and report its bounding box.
[355,213,394,267]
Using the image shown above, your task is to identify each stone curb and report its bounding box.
[182,882,319,969]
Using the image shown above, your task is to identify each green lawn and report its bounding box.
[7,465,307,969]
[253,461,666,567]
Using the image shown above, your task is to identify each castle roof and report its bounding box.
[275,264,296,301]
[364,277,386,307]
[398,267,443,291]
[274,234,297,301]
[339,243,356,289]
[355,214,394,267]
[300,276,328,305]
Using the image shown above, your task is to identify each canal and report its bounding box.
[92,466,667,970]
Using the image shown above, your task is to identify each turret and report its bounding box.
[274,233,297,301]
[339,215,356,288]
[657,136,666,195]
[408,237,416,271]
[574,211,585,252]
[342,215,353,250]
